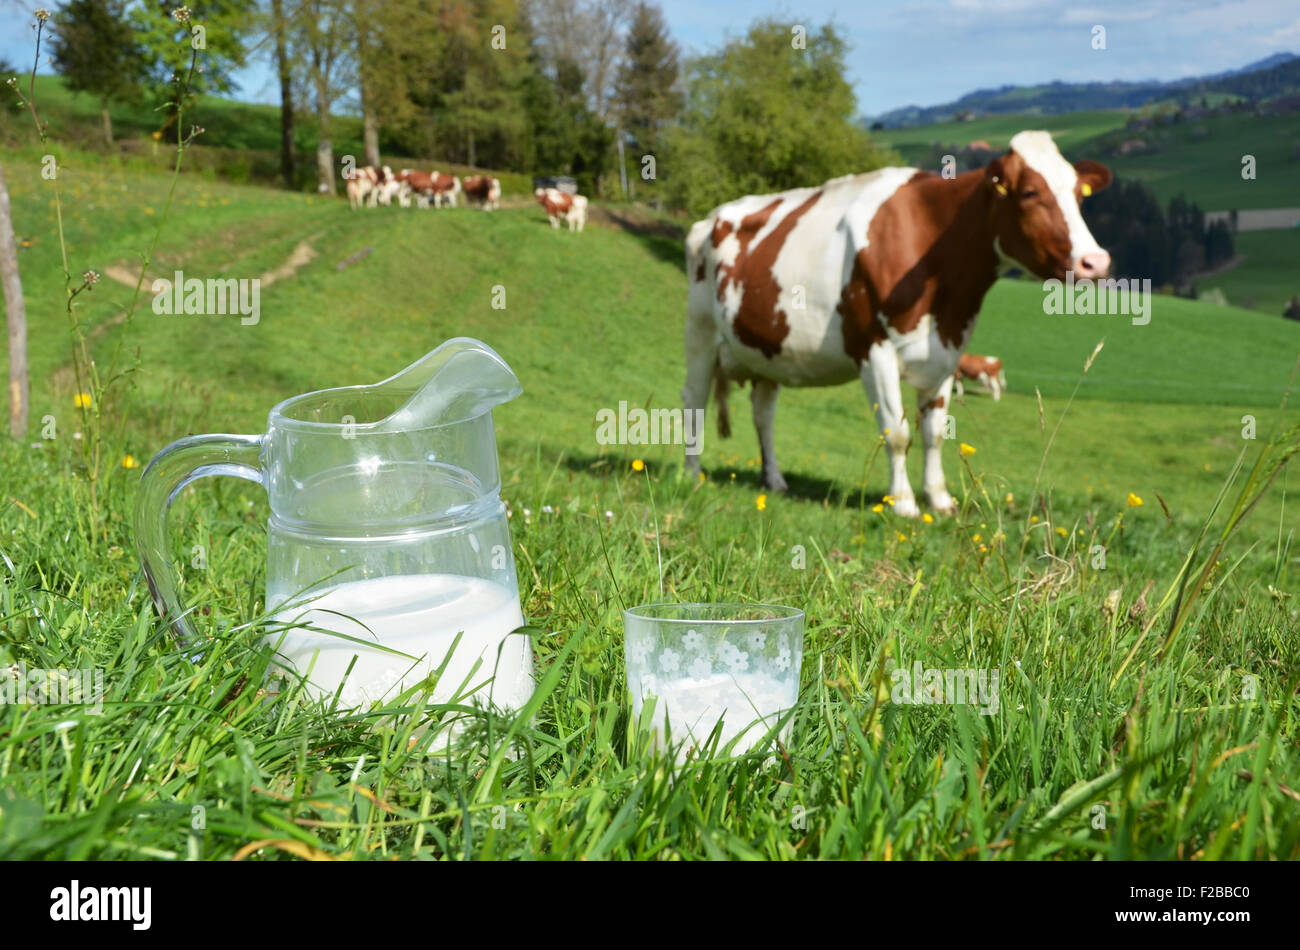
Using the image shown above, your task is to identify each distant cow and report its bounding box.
[429,171,461,208]
[683,130,1112,514]
[346,165,397,210]
[396,169,435,208]
[954,353,1007,401]
[535,187,587,232]
[464,175,501,210]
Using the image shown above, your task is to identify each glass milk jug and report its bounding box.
[134,338,534,713]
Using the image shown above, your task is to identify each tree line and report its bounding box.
[42,3,891,212]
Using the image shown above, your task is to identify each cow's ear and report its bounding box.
[986,157,1010,198]
[1074,160,1112,197]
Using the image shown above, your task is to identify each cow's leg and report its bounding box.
[751,379,787,492]
[682,309,717,481]
[918,376,957,514]
[859,345,919,517]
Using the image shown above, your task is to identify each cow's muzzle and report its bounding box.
[1073,251,1111,280]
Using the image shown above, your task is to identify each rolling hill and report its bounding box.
[2,141,1297,528]
[867,52,1299,128]
[874,107,1300,211]
[1,137,1298,861]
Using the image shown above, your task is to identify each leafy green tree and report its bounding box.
[48,0,146,147]
[663,19,895,217]
[131,1,256,101]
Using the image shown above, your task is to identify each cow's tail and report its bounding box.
[713,359,731,439]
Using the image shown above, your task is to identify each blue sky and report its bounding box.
[3,0,1298,115]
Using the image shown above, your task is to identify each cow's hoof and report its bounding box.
[892,496,921,518]
[762,471,789,493]
[928,492,958,515]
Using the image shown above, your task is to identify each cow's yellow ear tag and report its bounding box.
[1081,183,1093,197]
[995,183,1008,196]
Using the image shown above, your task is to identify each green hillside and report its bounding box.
[0,76,531,194]
[1,145,1298,860]
[1197,229,1300,315]
[872,107,1300,212]
[4,142,1297,527]
[1092,111,1300,209]
[871,111,1128,166]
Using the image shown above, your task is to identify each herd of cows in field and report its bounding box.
[344,163,588,230]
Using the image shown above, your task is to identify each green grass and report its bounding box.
[1196,229,1300,316]
[1,149,1299,859]
[872,111,1130,166]
[1085,111,1300,210]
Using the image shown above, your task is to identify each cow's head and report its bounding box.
[985,131,1113,281]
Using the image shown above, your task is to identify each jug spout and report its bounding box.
[375,338,522,432]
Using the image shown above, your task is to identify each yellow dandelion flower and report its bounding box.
[895,531,907,542]
[922,513,934,524]
[73,392,92,409]
[883,494,896,506]
[883,428,891,435]
[121,454,139,469]
[632,458,644,472]
[959,443,976,457]
[1030,515,1040,523]
[756,493,767,511]
[871,503,884,514]
[972,533,983,543]
[1055,526,1068,537]
[1127,492,1143,508]
[698,471,706,482]
[1005,492,1014,503]
[979,544,988,553]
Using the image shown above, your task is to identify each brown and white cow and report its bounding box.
[464,175,502,210]
[430,172,461,208]
[346,165,397,210]
[535,187,587,232]
[954,353,1007,401]
[394,169,456,209]
[683,130,1112,515]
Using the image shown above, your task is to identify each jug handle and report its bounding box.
[133,433,265,650]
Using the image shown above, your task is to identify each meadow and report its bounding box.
[1089,111,1300,210]
[873,110,1129,165]
[1,141,1298,860]
[875,108,1300,211]
[1197,228,1300,315]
